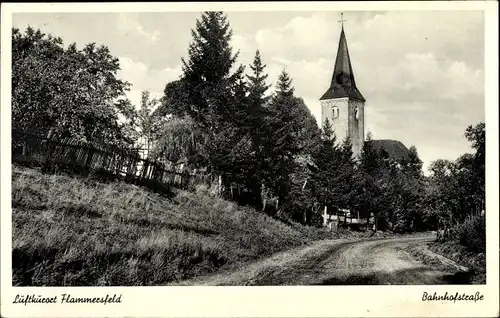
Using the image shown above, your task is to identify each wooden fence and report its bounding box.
[11,130,213,193]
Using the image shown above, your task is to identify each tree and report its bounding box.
[135,91,163,158]
[159,80,191,118]
[12,27,133,147]
[246,50,271,154]
[151,116,207,168]
[358,132,391,230]
[404,145,424,179]
[337,136,359,209]
[180,11,240,129]
[360,131,383,175]
[232,65,251,133]
[311,118,341,209]
[239,51,273,203]
[289,154,318,223]
[340,136,354,163]
[465,122,485,163]
[262,70,303,206]
[247,50,271,110]
[294,98,322,154]
[12,27,63,136]
[158,12,272,206]
[464,122,485,207]
[170,12,248,179]
[425,122,486,227]
[397,145,425,231]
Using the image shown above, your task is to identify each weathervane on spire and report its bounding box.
[338,12,347,28]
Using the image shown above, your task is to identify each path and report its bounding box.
[170,234,471,285]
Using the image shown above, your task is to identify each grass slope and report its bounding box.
[427,241,486,284]
[12,165,332,286]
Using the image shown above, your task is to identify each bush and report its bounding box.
[450,214,485,253]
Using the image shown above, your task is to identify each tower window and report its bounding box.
[354,106,359,120]
[332,106,339,118]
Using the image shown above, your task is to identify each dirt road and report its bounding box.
[171,234,472,285]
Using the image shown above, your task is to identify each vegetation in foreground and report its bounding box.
[12,165,334,286]
[430,214,485,284]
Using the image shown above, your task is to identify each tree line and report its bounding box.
[11,12,485,234]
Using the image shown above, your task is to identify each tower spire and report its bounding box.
[319,12,366,160]
[320,15,365,102]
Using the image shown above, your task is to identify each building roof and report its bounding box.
[366,139,410,161]
[320,26,365,102]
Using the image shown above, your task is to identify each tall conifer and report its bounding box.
[263,70,301,204]
[180,11,240,128]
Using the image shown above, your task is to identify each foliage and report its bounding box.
[247,50,271,108]
[179,11,241,128]
[295,98,322,154]
[136,91,163,157]
[311,119,340,208]
[151,116,207,167]
[158,13,270,206]
[449,214,485,253]
[12,27,133,147]
[160,80,192,118]
[423,122,485,254]
[261,70,302,206]
[426,122,485,227]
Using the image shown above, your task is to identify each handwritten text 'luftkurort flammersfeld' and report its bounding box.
[13,294,122,305]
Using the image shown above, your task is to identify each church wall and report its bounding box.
[321,98,365,158]
[348,100,365,158]
[321,97,349,145]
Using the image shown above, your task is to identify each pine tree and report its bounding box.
[243,51,272,203]
[232,64,250,131]
[311,121,359,214]
[340,136,354,164]
[312,118,341,209]
[169,11,248,181]
[295,98,322,155]
[246,50,271,153]
[229,64,263,204]
[322,118,336,143]
[275,70,295,97]
[337,136,358,208]
[262,70,301,205]
[360,131,382,175]
[180,11,240,128]
[247,50,271,108]
[358,132,387,230]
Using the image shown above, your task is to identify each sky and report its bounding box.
[12,10,485,173]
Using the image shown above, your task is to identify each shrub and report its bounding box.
[450,214,485,253]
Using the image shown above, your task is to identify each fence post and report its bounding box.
[42,140,55,172]
[22,140,27,157]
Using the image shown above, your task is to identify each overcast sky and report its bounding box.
[12,11,485,173]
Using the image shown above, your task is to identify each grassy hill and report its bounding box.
[12,165,333,286]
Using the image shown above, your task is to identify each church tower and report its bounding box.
[320,16,366,158]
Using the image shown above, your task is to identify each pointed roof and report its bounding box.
[320,26,365,102]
